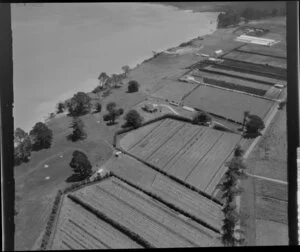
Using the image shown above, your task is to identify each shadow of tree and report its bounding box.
[106,121,118,126]
[65,173,87,183]
[243,131,262,139]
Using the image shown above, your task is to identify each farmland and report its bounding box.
[237,43,286,58]
[105,155,223,231]
[183,84,274,123]
[68,177,221,247]
[150,79,198,104]
[222,50,286,69]
[120,118,241,193]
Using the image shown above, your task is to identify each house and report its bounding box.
[142,103,157,113]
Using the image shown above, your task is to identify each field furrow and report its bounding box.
[147,124,200,167]
[168,130,223,180]
[131,120,184,159]
[186,133,240,190]
[120,120,163,151]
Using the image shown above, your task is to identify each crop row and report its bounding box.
[147,123,201,168]
[73,185,194,247]
[68,194,154,248]
[130,119,184,159]
[218,59,286,80]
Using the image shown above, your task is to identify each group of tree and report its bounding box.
[68,117,87,142]
[242,111,265,138]
[67,92,92,117]
[127,80,140,93]
[69,150,92,179]
[217,6,286,28]
[103,102,124,125]
[217,145,247,246]
[14,122,53,166]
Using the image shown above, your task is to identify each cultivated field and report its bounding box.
[121,119,241,193]
[71,177,220,247]
[223,50,286,69]
[202,65,285,86]
[51,197,143,250]
[237,43,286,58]
[150,79,198,104]
[192,68,270,91]
[105,155,223,231]
[183,84,274,123]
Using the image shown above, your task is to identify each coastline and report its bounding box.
[13,4,219,132]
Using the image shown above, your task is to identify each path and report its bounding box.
[153,103,180,115]
[246,172,287,185]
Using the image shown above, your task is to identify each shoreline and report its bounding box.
[15,6,219,132]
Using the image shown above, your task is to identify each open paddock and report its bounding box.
[51,197,142,250]
[254,178,287,202]
[183,84,274,123]
[223,50,286,69]
[121,119,241,193]
[71,177,220,247]
[150,79,198,104]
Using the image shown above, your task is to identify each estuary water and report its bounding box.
[11,3,218,131]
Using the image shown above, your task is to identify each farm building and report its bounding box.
[48,175,221,249]
[235,34,279,46]
[142,103,157,113]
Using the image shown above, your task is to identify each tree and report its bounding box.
[67,92,92,117]
[245,114,265,134]
[56,102,65,114]
[104,102,123,124]
[69,117,86,142]
[94,102,102,113]
[128,80,140,93]
[124,110,144,128]
[14,129,32,165]
[69,151,92,179]
[29,122,53,151]
[192,111,212,125]
[98,72,109,88]
[122,65,130,77]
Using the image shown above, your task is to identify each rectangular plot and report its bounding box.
[151,174,222,231]
[224,51,286,69]
[254,178,287,201]
[183,85,274,123]
[147,124,201,167]
[120,120,163,151]
[168,130,223,180]
[131,120,184,160]
[186,133,241,191]
[238,43,286,58]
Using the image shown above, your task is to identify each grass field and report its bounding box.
[223,50,286,69]
[69,177,220,247]
[151,79,198,103]
[183,84,274,123]
[50,197,143,249]
[121,119,241,193]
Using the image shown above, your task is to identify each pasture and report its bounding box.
[70,177,221,247]
[150,79,198,104]
[120,118,241,193]
[50,197,142,249]
[183,84,274,123]
[223,50,286,69]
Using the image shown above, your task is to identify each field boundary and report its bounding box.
[110,172,221,233]
[236,48,286,59]
[67,194,154,248]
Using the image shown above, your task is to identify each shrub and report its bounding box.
[29,122,53,151]
[69,117,86,142]
[56,102,65,114]
[245,114,265,134]
[192,111,212,125]
[94,102,102,113]
[67,92,92,117]
[69,151,92,179]
[128,80,139,93]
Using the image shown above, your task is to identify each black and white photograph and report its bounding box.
[1,1,299,250]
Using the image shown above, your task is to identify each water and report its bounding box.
[11,3,218,132]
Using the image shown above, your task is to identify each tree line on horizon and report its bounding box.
[217,6,286,28]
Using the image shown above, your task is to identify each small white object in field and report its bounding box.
[45,176,50,180]
[97,120,100,123]
[44,164,49,168]
[59,155,63,158]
